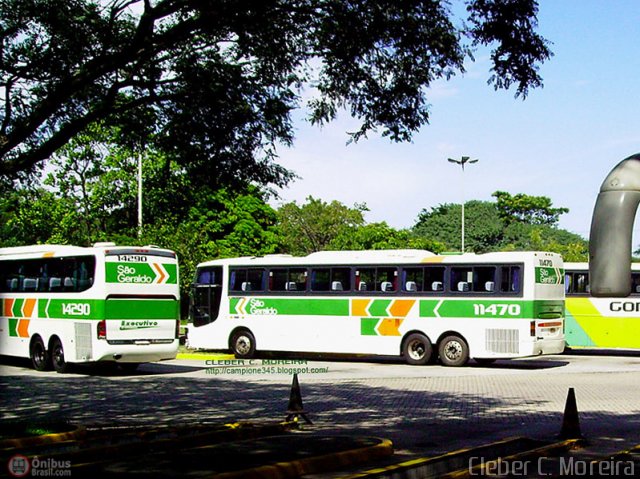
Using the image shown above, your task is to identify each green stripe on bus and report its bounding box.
[230,297,349,316]
[419,299,563,319]
[361,318,379,336]
[105,263,178,284]
[105,299,179,320]
[368,299,392,317]
[12,298,23,317]
[8,318,18,337]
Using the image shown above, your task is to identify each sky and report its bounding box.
[271,0,640,244]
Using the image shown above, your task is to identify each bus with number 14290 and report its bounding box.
[0,243,180,373]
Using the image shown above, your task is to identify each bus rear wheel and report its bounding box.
[438,335,469,367]
[230,330,256,359]
[402,333,433,365]
[50,337,69,373]
[30,336,51,371]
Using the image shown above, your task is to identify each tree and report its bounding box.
[1,0,552,183]
[277,197,367,255]
[414,201,504,253]
[492,190,569,226]
[1,126,281,297]
[413,196,587,259]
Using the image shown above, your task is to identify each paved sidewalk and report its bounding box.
[2,353,640,475]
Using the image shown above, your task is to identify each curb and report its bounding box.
[0,425,86,450]
[337,437,562,479]
[445,438,585,478]
[176,352,235,360]
[210,437,394,479]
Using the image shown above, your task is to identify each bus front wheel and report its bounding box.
[230,330,256,359]
[438,335,469,367]
[50,337,69,373]
[402,333,433,365]
[30,336,51,371]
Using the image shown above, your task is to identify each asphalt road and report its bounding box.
[2,351,640,458]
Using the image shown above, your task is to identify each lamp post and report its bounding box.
[447,156,479,253]
[137,150,143,239]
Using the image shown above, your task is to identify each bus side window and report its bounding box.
[248,269,266,291]
[632,273,640,295]
[357,268,375,293]
[402,268,423,292]
[331,268,351,292]
[501,266,521,294]
[311,268,331,291]
[473,266,496,293]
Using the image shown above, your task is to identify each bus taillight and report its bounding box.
[175,319,180,339]
[530,321,536,337]
[98,320,107,340]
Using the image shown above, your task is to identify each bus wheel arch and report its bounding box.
[437,332,470,367]
[229,328,256,359]
[30,335,51,371]
[49,336,70,373]
[401,331,433,365]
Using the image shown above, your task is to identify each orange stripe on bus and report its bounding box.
[22,298,36,318]
[377,318,402,336]
[17,319,30,338]
[351,299,370,317]
[389,299,415,317]
[153,263,167,283]
[4,298,14,317]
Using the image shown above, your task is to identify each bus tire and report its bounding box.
[438,335,469,367]
[50,337,69,374]
[402,333,433,365]
[230,329,256,359]
[30,336,51,371]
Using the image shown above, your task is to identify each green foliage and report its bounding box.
[414,201,504,253]
[277,197,445,255]
[492,190,569,226]
[0,125,280,299]
[1,0,552,181]
[413,196,588,260]
[277,197,368,255]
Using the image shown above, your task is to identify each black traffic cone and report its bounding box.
[286,373,312,425]
[559,387,582,439]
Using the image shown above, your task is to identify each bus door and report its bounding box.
[190,266,223,327]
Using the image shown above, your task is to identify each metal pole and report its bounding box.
[137,151,143,239]
[447,156,478,253]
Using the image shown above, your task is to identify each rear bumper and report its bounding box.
[93,340,179,363]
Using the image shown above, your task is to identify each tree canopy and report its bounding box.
[1,0,551,184]
[413,192,588,260]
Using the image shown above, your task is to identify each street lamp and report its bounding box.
[447,156,479,253]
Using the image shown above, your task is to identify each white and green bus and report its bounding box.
[0,243,180,372]
[565,262,640,350]
[187,250,565,366]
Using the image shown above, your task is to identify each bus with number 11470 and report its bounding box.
[0,243,180,372]
[187,249,565,366]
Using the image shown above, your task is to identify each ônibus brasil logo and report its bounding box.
[7,455,71,478]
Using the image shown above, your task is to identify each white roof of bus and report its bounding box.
[0,243,174,258]
[564,262,640,271]
[197,250,560,267]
